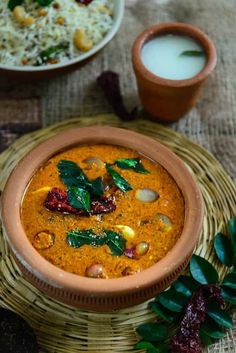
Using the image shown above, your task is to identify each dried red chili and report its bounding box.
[75,0,93,5]
[44,188,116,215]
[171,285,225,353]
[97,71,138,121]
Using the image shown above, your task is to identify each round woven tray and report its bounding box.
[0,114,235,353]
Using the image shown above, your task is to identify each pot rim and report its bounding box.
[132,22,217,88]
[1,126,204,295]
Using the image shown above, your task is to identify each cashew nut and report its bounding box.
[74,28,93,52]
[13,6,34,27]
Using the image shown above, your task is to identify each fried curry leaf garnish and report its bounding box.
[104,230,126,256]
[67,187,90,212]
[8,0,54,10]
[180,50,205,57]
[8,0,24,10]
[36,0,54,6]
[67,230,107,248]
[106,164,132,192]
[57,160,103,196]
[114,158,150,174]
[36,42,69,66]
[67,229,126,256]
[135,217,236,353]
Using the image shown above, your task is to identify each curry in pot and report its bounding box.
[21,144,185,279]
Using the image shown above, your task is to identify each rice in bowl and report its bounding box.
[0,0,114,66]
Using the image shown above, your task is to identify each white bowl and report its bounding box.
[0,0,124,79]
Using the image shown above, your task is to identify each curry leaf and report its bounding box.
[58,160,103,196]
[173,275,199,297]
[222,272,236,290]
[136,323,167,342]
[58,160,87,187]
[36,42,69,65]
[180,50,204,57]
[67,230,107,248]
[67,229,126,256]
[115,158,150,174]
[199,330,213,346]
[148,301,177,322]
[190,255,219,284]
[106,164,132,192]
[201,318,226,339]
[158,289,189,313]
[8,0,23,10]
[67,187,90,212]
[228,218,236,261]
[214,233,234,267]
[36,0,54,6]
[207,302,233,329]
[135,341,156,350]
[104,230,126,256]
[87,177,104,196]
[220,287,236,305]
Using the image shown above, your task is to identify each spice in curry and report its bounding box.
[21,144,185,279]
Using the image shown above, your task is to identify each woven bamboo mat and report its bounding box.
[0,114,235,353]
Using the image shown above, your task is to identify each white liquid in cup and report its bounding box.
[141,34,206,80]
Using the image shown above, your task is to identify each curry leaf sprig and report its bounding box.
[179,50,205,57]
[135,217,236,353]
[8,0,54,10]
[114,158,150,175]
[67,229,126,256]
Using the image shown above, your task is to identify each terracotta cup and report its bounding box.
[132,22,217,122]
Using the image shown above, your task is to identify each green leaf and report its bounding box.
[190,255,219,284]
[173,275,199,297]
[36,0,54,6]
[36,42,69,65]
[180,50,205,57]
[136,323,167,342]
[158,289,188,313]
[58,160,103,196]
[104,230,126,256]
[148,302,177,322]
[8,0,23,10]
[135,341,156,350]
[207,302,233,329]
[87,177,104,197]
[222,272,236,290]
[115,158,150,174]
[67,229,126,256]
[106,164,132,192]
[228,218,236,260]
[201,318,226,339]
[67,187,90,212]
[221,286,236,305]
[199,329,213,346]
[214,233,234,267]
[67,230,107,248]
[58,160,87,187]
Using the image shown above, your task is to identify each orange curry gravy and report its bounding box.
[21,144,185,279]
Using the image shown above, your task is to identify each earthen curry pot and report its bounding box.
[132,22,217,122]
[1,126,204,311]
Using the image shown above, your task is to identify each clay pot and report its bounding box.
[132,22,217,122]
[1,126,204,311]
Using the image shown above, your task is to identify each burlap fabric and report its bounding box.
[0,0,235,352]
